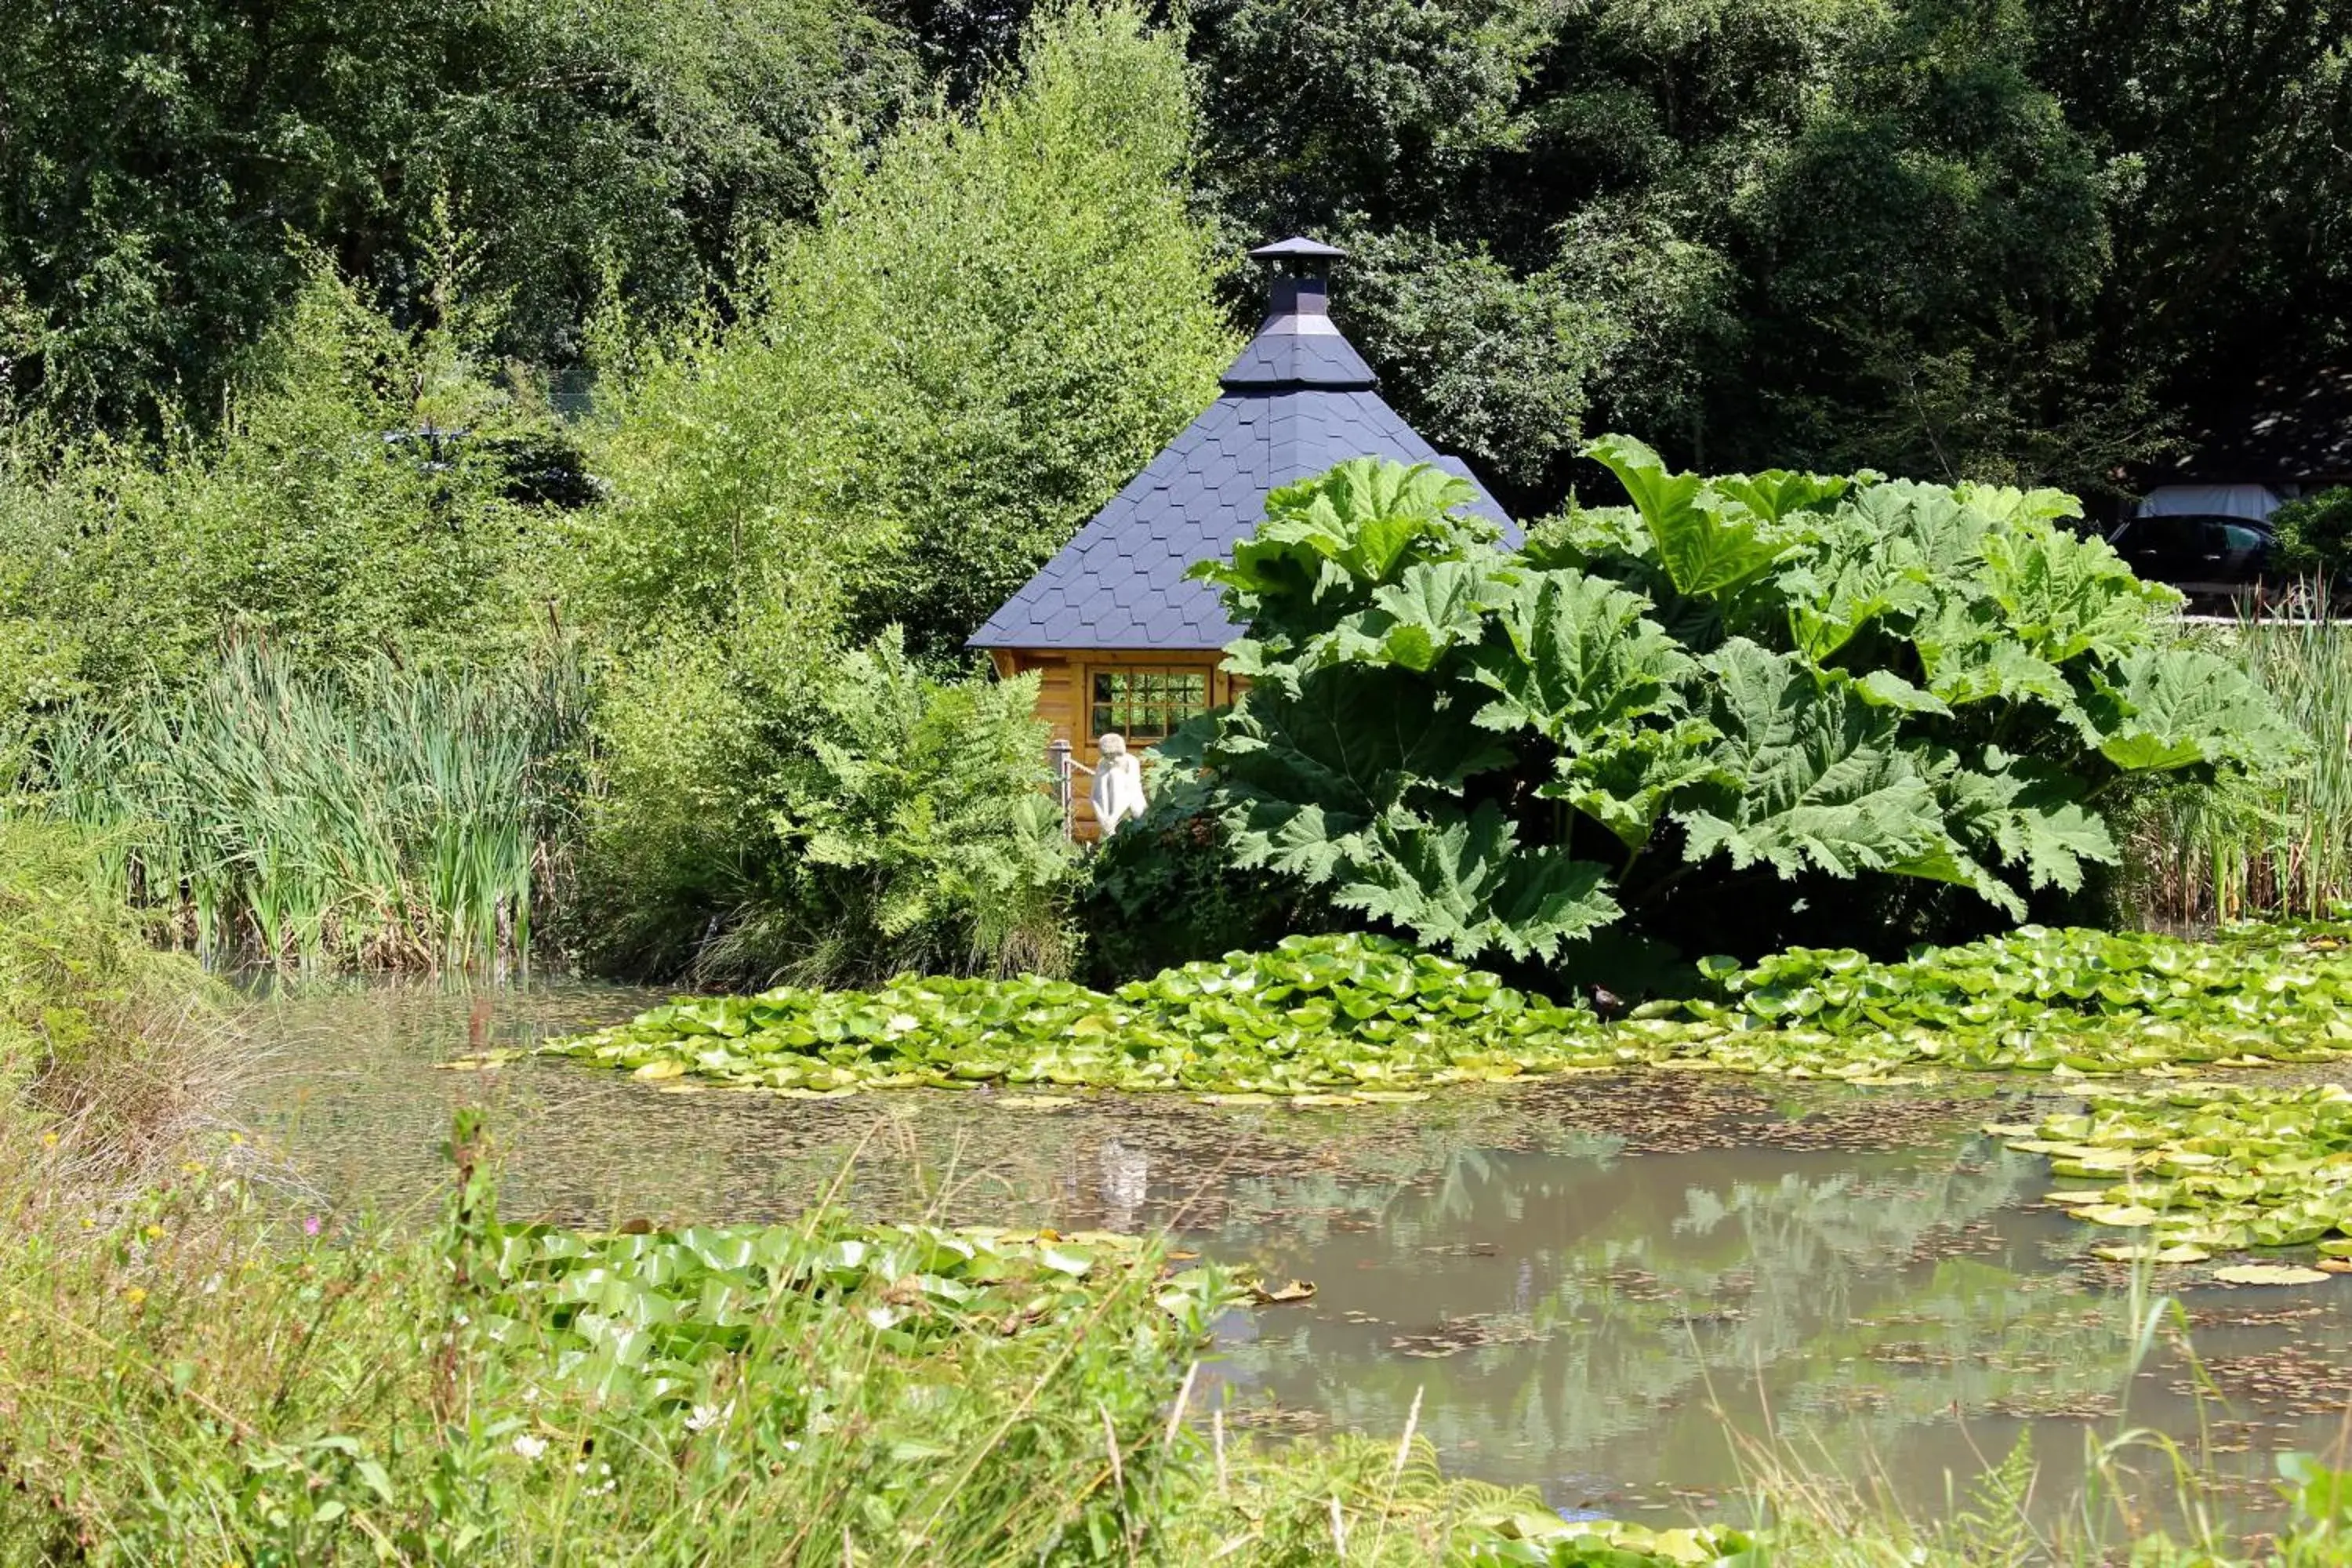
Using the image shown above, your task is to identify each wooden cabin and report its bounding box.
[968,238,1517,836]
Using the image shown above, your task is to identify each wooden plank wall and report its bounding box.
[990,648,1238,839]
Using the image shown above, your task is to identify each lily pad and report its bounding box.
[2213,1264,2332,1287]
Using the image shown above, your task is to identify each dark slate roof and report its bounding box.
[2151,364,2352,485]
[971,243,1517,653]
[1249,237,1348,262]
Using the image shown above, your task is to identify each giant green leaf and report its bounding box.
[1672,641,1953,878]
[1539,721,1728,851]
[1586,435,1794,598]
[1192,459,1489,643]
[1977,527,2172,664]
[1333,803,1620,960]
[2084,646,2310,775]
[1207,666,1512,880]
[1468,569,1693,744]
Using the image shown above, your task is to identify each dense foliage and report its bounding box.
[42,644,585,971]
[1150,448,2299,966]
[540,922,2352,1098]
[1996,1083,2352,1272]
[6,0,2345,505]
[2270,488,2352,579]
[0,0,916,434]
[584,631,1073,985]
[0,266,564,704]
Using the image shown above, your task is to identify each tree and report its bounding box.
[0,0,914,433]
[579,0,1236,658]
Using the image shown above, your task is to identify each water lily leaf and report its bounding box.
[2212,1265,2332,1287]
[1248,1279,1318,1305]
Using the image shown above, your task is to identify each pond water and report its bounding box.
[233,978,2352,1534]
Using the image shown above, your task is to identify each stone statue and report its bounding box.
[1078,731,1148,835]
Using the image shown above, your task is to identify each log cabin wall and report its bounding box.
[989,648,1240,839]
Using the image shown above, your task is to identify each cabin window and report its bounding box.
[1088,668,1210,746]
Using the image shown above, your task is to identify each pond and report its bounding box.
[233,978,2352,1533]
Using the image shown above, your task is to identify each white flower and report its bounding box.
[685,1402,733,1433]
[513,1433,548,1461]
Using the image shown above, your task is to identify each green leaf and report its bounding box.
[1540,720,1728,851]
[1332,803,1620,961]
[1468,570,1695,744]
[1192,459,1490,641]
[1672,643,1953,879]
[2085,647,2310,775]
[1208,666,1512,880]
[1585,435,1793,598]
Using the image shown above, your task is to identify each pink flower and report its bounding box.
[303,1214,322,1237]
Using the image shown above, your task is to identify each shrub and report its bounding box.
[582,628,1075,986]
[1136,441,2302,971]
[0,262,563,707]
[2270,487,2352,579]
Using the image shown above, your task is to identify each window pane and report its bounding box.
[1091,704,1113,738]
[1093,673,1114,702]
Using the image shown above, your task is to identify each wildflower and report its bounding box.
[39,1131,57,1149]
[123,1287,147,1307]
[513,1433,548,1461]
[303,1214,322,1238]
[144,1224,165,1240]
[684,1402,733,1433]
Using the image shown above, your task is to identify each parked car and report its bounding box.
[2104,514,2276,607]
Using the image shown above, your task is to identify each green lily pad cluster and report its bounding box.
[540,923,2352,1098]
[477,1214,1232,1408]
[1645,921,2352,1078]
[540,933,1610,1098]
[1991,1083,2352,1269]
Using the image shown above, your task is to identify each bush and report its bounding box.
[582,628,1074,986]
[2270,487,2352,579]
[0,262,564,707]
[1127,442,2303,973]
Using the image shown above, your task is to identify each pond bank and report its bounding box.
[234,978,2352,1537]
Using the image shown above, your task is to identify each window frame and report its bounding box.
[1083,662,1215,750]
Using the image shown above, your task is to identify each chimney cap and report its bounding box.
[1248,236,1348,264]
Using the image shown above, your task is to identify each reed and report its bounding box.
[2131,612,2352,929]
[41,643,583,973]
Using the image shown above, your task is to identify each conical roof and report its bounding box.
[969,240,1517,652]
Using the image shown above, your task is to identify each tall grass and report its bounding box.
[40,643,585,973]
[2131,612,2352,928]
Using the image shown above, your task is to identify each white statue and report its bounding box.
[1079,731,1148,835]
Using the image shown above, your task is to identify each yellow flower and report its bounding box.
[123,1287,147,1307]
[144,1224,166,1240]
[39,1131,58,1149]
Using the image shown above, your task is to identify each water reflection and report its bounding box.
[234,980,2352,1531]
